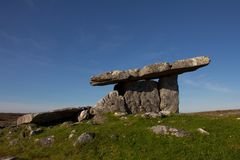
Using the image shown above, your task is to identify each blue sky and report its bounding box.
[0,0,240,113]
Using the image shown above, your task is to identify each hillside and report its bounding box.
[1,112,240,160]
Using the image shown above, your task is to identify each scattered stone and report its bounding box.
[159,110,171,116]
[90,56,210,86]
[71,130,76,133]
[74,132,95,146]
[38,135,54,147]
[120,117,128,120]
[236,117,240,120]
[0,156,17,160]
[30,128,43,136]
[114,112,128,117]
[151,125,190,137]
[9,139,18,146]
[78,109,91,122]
[92,114,106,124]
[60,121,73,128]
[197,128,209,135]
[17,107,90,125]
[141,112,163,119]
[69,133,74,139]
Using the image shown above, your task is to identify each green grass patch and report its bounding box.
[0,114,240,160]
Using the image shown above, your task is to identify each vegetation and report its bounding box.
[0,113,240,160]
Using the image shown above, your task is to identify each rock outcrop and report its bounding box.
[91,56,210,114]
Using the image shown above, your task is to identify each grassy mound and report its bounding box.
[0,113,240,160]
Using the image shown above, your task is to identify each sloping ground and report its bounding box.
[0,113,25,128]
[0,113,240,160]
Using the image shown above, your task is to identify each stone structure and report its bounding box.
[91,56,210,114]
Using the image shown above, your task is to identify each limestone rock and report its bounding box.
[141,112,163,119]
[17,107,90,125]
[0,156,17,160]
[197,128,209,135]
[74,132,95,146]
[115,80,160,114]
[90,56,210,86]
[159,75,179,113]
[38,135,54,147]
[151,125,190,137]
[94,91,126,114]
[77,109,91,122]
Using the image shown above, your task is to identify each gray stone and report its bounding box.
[0,156,17,160]
[94,91,126,114]
[151,125,190,137]
[74,132,95,146]
[141,112,163,119]
[90,56,210,86]
[17,107,90,125]
[159,75,179,113]
[77,109,91,122]
[38,135,54,147]
[115,80,160,114]
[197,128,209,135]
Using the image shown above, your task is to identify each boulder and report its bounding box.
[77,109,91,122]
[94,91,126,114]
[90,56,210,86]
[17,107,90,125]
[38,135,55,147]
[73,132,95,146]
[159,75,179,113]
[151,125,190,137]
[115,80,160,114]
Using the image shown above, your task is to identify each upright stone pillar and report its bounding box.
[114,80,160,114]
[159,75,179,113]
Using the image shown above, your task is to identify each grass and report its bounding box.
[0,113,240,160]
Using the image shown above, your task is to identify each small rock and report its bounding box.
[0,156,17,160]
[197,128,209,135]
[151,125,190,137]
[60,121,73,128]
[78,109,91,122]
[142,112,163,119]
[120,116,128,120]
[9,139,18,146]
[236,117,240,120]
[71,130,76,134]
[30,128,43,136]
[74,132,95,146]
[159,110,171,116]
[69,133,74,139]
[92,114,106,124]
[38,135,54,147]
[114,112,127,117]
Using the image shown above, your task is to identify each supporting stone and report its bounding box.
[159,75,179,113]
[94,91,126,114]
[115,80,160,114]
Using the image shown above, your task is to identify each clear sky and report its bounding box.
[0,0,240,113]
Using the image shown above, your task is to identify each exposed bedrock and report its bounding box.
[90,56,210,86]
[159,75,179,113]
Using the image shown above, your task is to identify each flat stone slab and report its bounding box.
[90,56,210,86]
[17,107,90,125]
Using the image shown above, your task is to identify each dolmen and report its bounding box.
[91,56,210,114]
[16,56,210,126]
